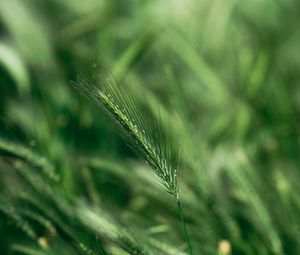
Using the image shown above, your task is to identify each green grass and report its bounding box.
[1,0,300,254]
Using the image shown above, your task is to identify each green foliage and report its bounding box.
[1,0,300,255]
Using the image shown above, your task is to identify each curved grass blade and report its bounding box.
[0,137,59,181]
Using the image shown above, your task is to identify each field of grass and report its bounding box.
[1,0,300,254]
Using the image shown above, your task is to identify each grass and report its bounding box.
[1,0,300,254]
[73,68,193,253]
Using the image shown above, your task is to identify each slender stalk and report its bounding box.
[176,198,193,255]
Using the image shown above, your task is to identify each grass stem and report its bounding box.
[177,198,193,255]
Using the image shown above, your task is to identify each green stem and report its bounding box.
[177,198,193,255]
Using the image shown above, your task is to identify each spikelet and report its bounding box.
[72,68,179,197]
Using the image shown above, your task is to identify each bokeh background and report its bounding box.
[1,0,300,254]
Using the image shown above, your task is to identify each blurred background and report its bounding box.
[0,0,300,254]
